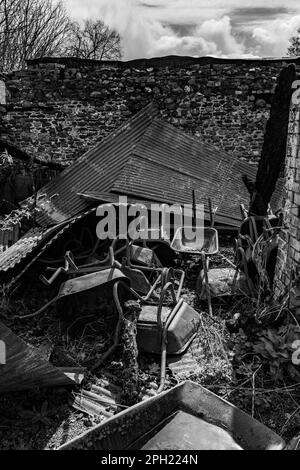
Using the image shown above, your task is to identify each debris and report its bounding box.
[58,381,285,450]
[23,267,130,320]
[119,300,141,406]
[14,103,256,229]
[0,321,85,394]
[59,368,85,385]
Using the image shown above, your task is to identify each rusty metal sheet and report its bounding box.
[0,208,96,287]
[77,191,159,209]
[0,321,81,394]
[0,226,60,273]
[29,103,258,229]
[33,104,159,226]
[0,224,20,253]
[112,156,255,227]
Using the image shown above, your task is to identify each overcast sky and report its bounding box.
[64,0,300,59]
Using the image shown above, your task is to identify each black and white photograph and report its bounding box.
[0,0,300,454]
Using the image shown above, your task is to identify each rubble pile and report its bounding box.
[0,63,299,450]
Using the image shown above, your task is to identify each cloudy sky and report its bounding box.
[64,0,300,59]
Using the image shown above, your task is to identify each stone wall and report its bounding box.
[274,85,300,310]
[1,56,300,165]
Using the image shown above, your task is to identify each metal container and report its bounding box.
[137,300,200,355]
[171,226,219,255]
[58,381,285,450]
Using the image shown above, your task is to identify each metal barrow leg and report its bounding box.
[91,280,128,371]
[201,252,213,317]
[156,281,177,394]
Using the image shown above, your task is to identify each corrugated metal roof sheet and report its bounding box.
[111,157,243,226]
[111,114,258,225]
[0,226,57,273]
[34,104,159,226]
[31,103,257,229]
[0,209,96,286]
[0,224,20,253]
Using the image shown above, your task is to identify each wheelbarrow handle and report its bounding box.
[91,279,129,371]
[65,251,78,271]
[40,250,78,285]
[39,266,64,286]
[157,281,177,330]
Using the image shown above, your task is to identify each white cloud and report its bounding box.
[63,0,300,59]
[252,15,300,56]
[77,0,251,59]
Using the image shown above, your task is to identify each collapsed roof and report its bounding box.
[32,103,258,228]
[0,103,283,283]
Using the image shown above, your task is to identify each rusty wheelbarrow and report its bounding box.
[40,238,161,297]
[115,267,200,393]
[27,268,131,367]
[196,246,256,300]
[58,380,286,450]
[171,226,219,315]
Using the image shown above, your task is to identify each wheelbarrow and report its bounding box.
[40,239,156,297]
[58,381,285,450]
[28,268,131,367]
[116,267,200,393]
[40,236,185,300]
[170,226,219,315]
[196,246,256,300]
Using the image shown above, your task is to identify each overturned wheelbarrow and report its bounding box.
[31,268,131,368]
[58,380,285,450]
[119,270,200,393]
[40,243,156,297]
[35,267,129,315]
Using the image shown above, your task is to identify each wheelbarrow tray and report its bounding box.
[171,227,219,255]
[137,301,200,354]
[55,268,130,316]
[58,381,285,450]
[197,267,252,298]
[56,267,129,299]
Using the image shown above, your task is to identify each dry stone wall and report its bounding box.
[1,56,300,165]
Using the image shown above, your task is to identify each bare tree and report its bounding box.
[287,28,300,56]
[66,19,122,60]
[0,0,71,71]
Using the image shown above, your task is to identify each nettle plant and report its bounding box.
[253,324,300,380]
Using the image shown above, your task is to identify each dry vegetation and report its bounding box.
[0,245,300,449]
